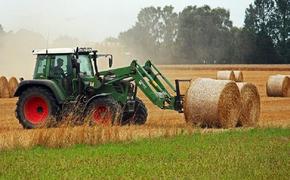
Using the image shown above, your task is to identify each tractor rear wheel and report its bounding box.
[16,87,59,129]
[121,98,148,125]
[85,97,122,126]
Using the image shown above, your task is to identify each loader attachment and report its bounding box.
[99,60,191,112]
[131,60,191,112]
[139,61,191,112]
[174,79,191,113]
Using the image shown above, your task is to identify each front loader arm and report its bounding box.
[99,60,178,110]
[132,61,177,109]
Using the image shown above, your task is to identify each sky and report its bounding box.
[0,0,254,42]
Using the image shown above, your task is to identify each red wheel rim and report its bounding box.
[24,96,49,124]
[92,105,112,125]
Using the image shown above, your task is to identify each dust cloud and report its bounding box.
[0,29,132,80]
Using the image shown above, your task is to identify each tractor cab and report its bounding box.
[32,47,112,98]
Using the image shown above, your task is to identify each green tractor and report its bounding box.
[14,47,189,128]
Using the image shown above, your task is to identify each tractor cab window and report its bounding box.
[34,55,47,78]
[49,55,72,79]
[78,55,94,77]
[51,55,68,74]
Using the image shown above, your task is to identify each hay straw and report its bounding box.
[236,83,260,127]
[217,71,235,81]
[184,78,241,128]
[233,71,244,82]
[0,76,10,98]
[266,75,290,97]
[8,77,19,98]
[0,126,192,150]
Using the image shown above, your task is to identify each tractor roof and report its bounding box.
[32,48,75,55]
[32,47,95,55]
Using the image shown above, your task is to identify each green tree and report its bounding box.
[176,5,233,64]
[119,6,178,62]
[274,0,290,62]
[230,28,257,64]
[119,6,160,60]
[245,0,276,35]
[119,3,286,64]
[159,6,178,63]
[244,0,289,63]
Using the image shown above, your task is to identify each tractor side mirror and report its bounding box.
[109,56,113,68]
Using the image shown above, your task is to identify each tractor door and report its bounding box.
[34,55,49,79]
[49,54,74,96]
[78,54,101,89]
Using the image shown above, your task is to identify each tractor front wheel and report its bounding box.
[85,97,122,126]
[16,87,59,129]
[121,98,148,125]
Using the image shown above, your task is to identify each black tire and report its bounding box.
[121,97,148,125]
[16,87,59,129]
[85,97,122,126]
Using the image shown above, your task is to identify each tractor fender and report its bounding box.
[85,93,112,109]
[14,80,66,104]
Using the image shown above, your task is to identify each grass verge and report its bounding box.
[0,128,289,179]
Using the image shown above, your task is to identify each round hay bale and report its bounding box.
[233,71,244,82]
[217,71,235,81]
[184,78,241,128]
[236,83,260,127]
[266,75,290,97]
[0,76,10,98]
[8,77,19,97]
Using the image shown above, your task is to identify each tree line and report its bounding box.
[118,0,290,64]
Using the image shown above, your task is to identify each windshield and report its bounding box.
[78,55,94,76]
[34,55,47,78]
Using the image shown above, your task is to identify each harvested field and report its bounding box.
[0,65,290,150]
[158,64,290,71]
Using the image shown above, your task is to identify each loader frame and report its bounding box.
[100,60,191,112]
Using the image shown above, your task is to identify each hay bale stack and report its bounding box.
[8,77,19,97]
[236,83,260,127]
[0,76,10,98]
[233,71,244,82]
[217,71,235,81]
[266,75,290,97]
[184,78,241,128]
